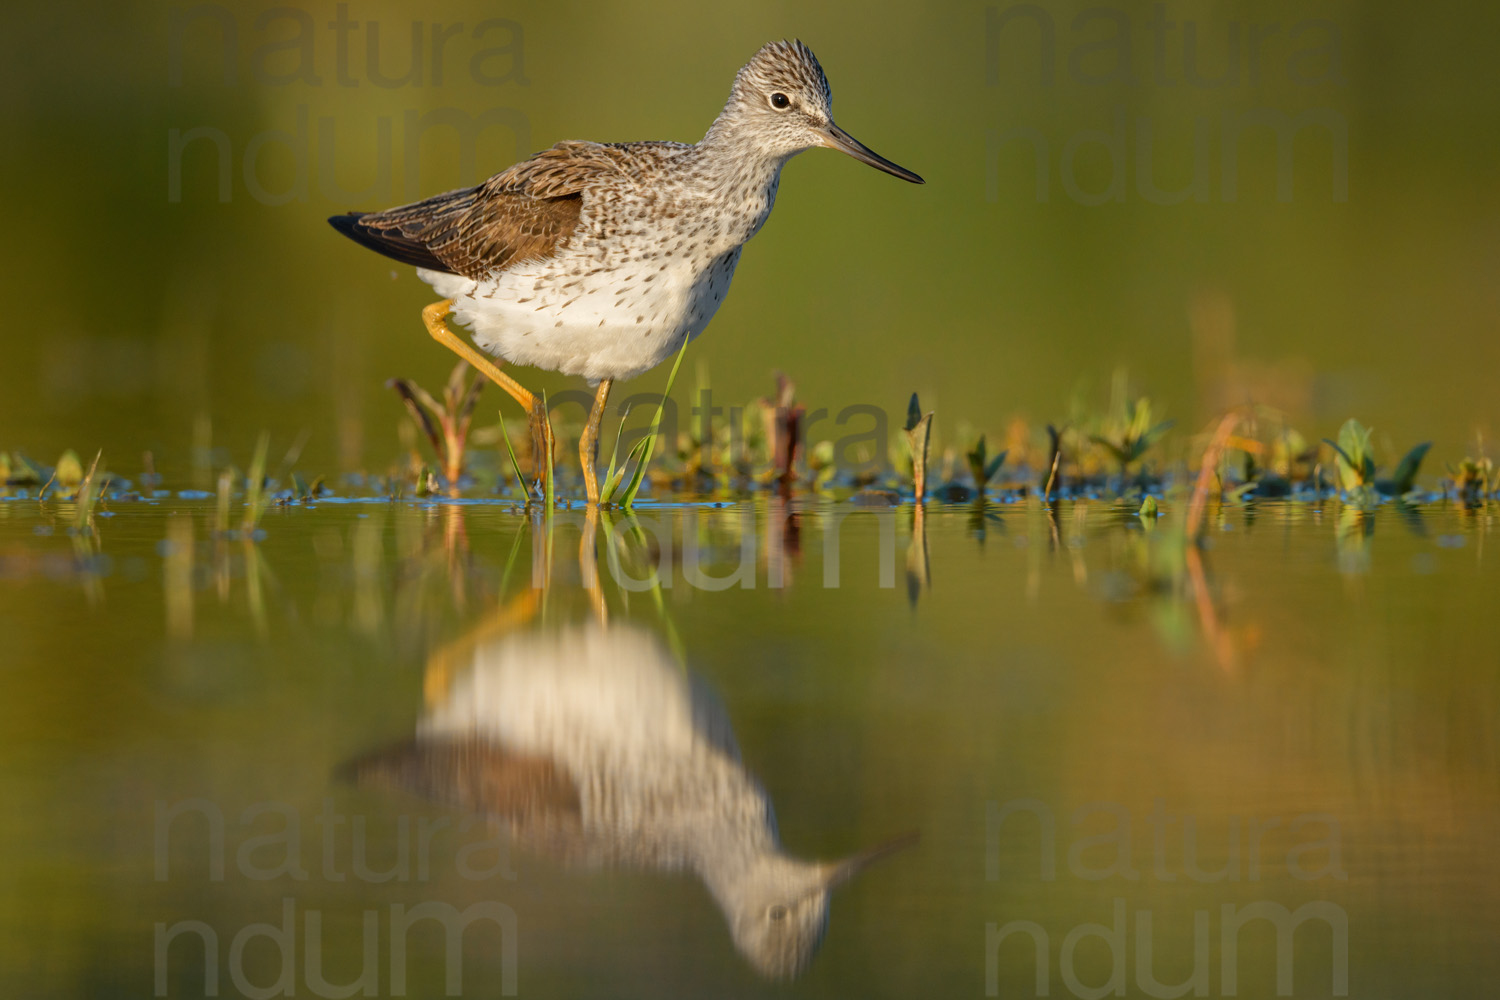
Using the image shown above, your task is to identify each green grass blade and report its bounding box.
[498,410,531,501]
[242,431,270,533]
[598,403,633,505]
[621,337,689,507]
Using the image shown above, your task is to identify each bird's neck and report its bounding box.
[695,840,801,911]
[687,115,790,249]
[696,112,790,188]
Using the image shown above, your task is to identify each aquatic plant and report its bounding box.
[242,432,271,534]
[904,393,934,502]
[1090,395,1173,477]
[1322,419,1430,502]
[1376,442,1432,497]
[70,450,106,534]
[965,434,1007,494]
[1449,454,1495,502]
[1323,419,1375,498]
[55,450,85,492]
[760,372,805,484]
[498,411,532,500]
[600,335,688,508]
[287,473,323,503]
[388,361,484,492]
[3,452,45,488]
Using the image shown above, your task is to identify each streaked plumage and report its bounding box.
[345,624,915,979]
[330,40,922,385]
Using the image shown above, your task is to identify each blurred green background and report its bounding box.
[2,0,1496,477]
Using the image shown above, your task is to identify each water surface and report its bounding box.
[1,494,1496,997]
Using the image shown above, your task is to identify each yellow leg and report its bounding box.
[422,588,539,707]
[578,378,614,504]
[579,506,608,623]
[422,299,554,479]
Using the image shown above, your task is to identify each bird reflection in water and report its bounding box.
[346,600,915,979]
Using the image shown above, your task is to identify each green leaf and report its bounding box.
[1089,435,1131,466]
[1390,441,1431,494]
[1326,419,1374,492]
[55,450,84,488]
[1142,419,1175,447]
[965,435,988,487]
[10,452,45,485]
[904,393,922,433]
[984,450,1008,483]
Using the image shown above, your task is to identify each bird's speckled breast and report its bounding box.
[420,149,782,384]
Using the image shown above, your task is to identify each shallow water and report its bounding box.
[2,493,1497,997]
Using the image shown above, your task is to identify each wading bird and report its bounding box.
[346,621,916,978]
[330,39,921,501]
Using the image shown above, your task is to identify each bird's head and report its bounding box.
[715,39,923,183]
[718,831,919,979]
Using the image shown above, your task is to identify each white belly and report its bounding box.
[419,626,707,763]
[419,246,740,384]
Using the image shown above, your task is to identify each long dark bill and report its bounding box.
[820,124,925,184]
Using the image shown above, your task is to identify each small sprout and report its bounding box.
[1270,428,1315,480]
[1378,441,1431,496]
[288,472,322,503]
[1138,495,1159,518]
[388,361,484,494]
[1090,397,1173,474]
[71,450,104,533]
[1448,455,1495,501]
[1323,418,1375,495]
[215,469,232,535]
[904,393,934,503]
[965,435,1008,493]
[498,411,533,500]
[8,453,45,486]
[596,404,633,505]
[808,439,837,490]
[1041,424,1063,497]
[603,335,687,509]
[759,372,805,484]
[242,432,271,534]
[55,450,85,490]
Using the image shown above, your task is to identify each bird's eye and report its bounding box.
[769,92,791,110]
[768,904,789,921]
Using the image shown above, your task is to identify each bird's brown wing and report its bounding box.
[340,736,582,825]
[328,140,652,279]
